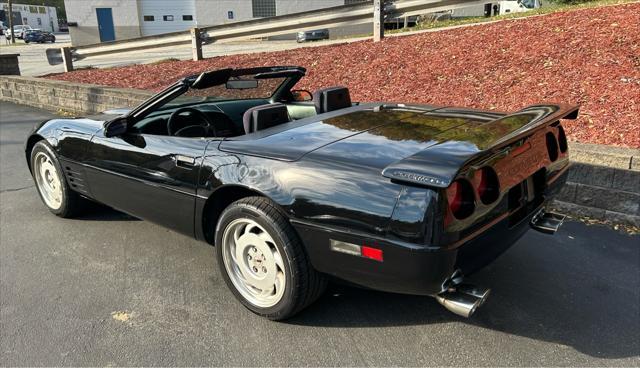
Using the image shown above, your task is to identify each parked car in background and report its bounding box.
[297,29,330,43]
[5,25,33,40]
[24,29,56,43]
[451,0,541,17]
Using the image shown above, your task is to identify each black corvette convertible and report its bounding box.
[26,66,578,320]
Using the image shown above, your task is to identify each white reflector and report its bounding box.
[329,239,361,256]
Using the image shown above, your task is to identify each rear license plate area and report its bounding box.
[508,169,546,227]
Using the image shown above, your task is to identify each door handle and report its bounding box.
[173,154,196,168]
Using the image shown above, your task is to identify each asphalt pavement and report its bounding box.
[1,101,639,366]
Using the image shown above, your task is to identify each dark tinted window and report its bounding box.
[183,15,193,21]
[252,0,276,17]
[143,15,154,21]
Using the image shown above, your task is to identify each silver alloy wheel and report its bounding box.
[221,218,286,308]
[33,151,63,210]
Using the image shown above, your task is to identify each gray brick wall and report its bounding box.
[553,144,640,226]
[0,76,153,115]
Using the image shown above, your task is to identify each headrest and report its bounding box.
[313,86,352,114]
[243,103,290,134]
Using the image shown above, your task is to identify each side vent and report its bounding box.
[61,162,90,196]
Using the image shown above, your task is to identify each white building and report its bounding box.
[450,0,541,17]
[64,0,368,46]
[0,2,59,32]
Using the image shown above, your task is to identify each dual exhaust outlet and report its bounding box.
[435,272,491,318]
[435,209,566,317]
[436,209,565,317]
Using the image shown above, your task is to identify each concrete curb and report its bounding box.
[569,142,640,170]
[1,76,638,225]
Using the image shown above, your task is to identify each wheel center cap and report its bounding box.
[247,246,268,275]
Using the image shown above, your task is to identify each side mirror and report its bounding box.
[291,90,313,102]
[104,117,128,137]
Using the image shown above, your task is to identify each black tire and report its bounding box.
[30,141,86,218]
[215,196,327,320]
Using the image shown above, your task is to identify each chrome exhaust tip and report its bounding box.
[435,291,482,318]
[437,270,490,318]
[530,209,565,234]
[456,284,491,306]
[436,283,491,318]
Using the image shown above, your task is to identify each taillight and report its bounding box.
[446,179,475,220]
[557,125,568,153]
[546,132,559,162]
[474,167,500,205]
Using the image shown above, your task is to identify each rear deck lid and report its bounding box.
[381,104,580,187]
[219,104,447,161]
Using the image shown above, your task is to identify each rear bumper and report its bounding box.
[294,210,530,296]
[293,168,568,296]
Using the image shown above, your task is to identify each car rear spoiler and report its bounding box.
[381,104,580,188]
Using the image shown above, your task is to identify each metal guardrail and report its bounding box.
[49,0,485,71]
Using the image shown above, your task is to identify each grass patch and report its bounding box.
[147,58,181,65]
[390,0,637,34]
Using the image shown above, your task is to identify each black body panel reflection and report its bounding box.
[26,94,578,297]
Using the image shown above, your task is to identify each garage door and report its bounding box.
[139,0,196,36]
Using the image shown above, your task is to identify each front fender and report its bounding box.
[25,120,60,172]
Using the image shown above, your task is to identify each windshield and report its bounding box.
[520,0,536,8]
[130,66,305,121]
[166,74,287,107]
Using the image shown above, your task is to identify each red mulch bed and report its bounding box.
[47,3,640,148]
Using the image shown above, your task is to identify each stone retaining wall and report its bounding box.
[0,76,153,115]
[553,143,640,226]
[1,76,638,225]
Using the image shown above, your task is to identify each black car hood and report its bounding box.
[41,116,105,132]
[33,113,119,143]
[219,104,504,170]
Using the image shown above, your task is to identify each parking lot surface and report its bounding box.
[1,101,639,366]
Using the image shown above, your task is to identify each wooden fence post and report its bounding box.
[191,28,203,61]
[373,0,384,42]
[61,47,74,72]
